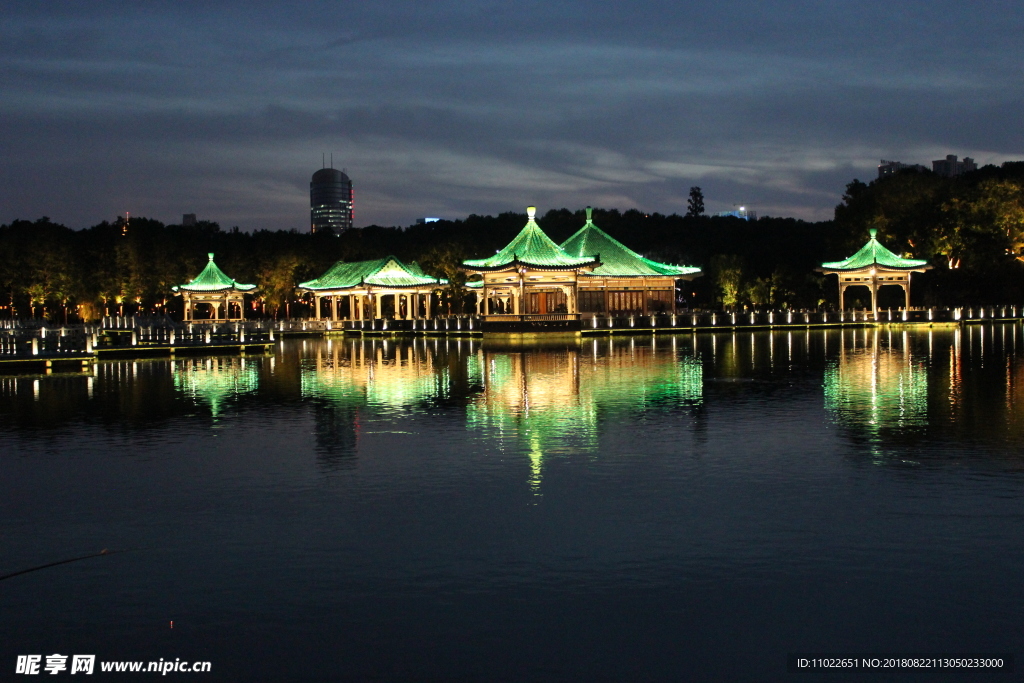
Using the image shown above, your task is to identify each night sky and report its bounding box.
[2,1,1022,231]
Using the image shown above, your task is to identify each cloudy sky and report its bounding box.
[1,1,1022,230]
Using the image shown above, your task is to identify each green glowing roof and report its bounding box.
[820,230,930,271]
[462,207,599,271]
[173,253,256,292]
[561,208,702,278]
[299,256,447,290]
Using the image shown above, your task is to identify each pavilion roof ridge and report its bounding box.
[461,206,599,271]
[561,207,701,278]
[299,255,447,291]
[820,229,931,271]
[173,253,256,292]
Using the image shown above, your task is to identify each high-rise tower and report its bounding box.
[310,168,353,233]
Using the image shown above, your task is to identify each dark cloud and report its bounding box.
[1,1,1022,230]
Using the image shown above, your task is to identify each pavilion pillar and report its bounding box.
[904,278,911,310]
[375,293,382,319]
[314,294,322,321]
[405,294,413,320]
[839,282,845,310]
[348,294,355,321]
[870,275,879,319]
[426,292,433,319]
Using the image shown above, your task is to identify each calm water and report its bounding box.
[3,327,1024,681]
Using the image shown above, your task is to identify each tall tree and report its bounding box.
[686,187,705,218]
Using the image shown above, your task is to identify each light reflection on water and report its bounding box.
[2,326,1024,681]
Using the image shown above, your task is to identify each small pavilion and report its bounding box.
[461,207,599,318]
[173,253,256,321]
[818,229,931,315]
[298,256,446,321]
[561,207,702,316]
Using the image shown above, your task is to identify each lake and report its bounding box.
[2,326,1023,681]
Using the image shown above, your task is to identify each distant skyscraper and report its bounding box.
[310,168,353,233]
[932,154,977,177]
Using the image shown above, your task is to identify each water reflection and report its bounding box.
[172,357,260,418]
[3,327,1024,461]
[469,336,703,494]
[298,338,485,466]
[824,329,929,444]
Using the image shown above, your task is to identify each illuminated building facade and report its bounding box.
[561,207,701,316]
[310,168,353,233]
[461,207,599,323]
[298,256,446,321]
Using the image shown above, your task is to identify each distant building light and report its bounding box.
[714,208,757,221]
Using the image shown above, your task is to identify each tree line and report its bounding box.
[3,162,1023,321]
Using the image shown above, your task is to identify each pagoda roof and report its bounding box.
[462,207,599,271]
[561,208,702,278]
[820,230,931,271]
[298,256,446,291]
[173,253,256,292]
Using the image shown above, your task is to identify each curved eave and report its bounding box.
[817,263,932,274]
[461,258,600,273]
[581,268,702,278]
[174,284,256,292]
[299,280,446,292]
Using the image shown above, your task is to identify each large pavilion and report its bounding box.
[818,229,932,315]
[561,207,701,316]
[172,253,256,321]
[460,207,599,321]
[298,256,447,321]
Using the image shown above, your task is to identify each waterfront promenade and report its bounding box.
[0,305,1020,372]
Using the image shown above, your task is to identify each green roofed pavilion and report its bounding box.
[172,253,256,321]
[298,256,446,322]
[818,229,932,315]
[561,207,701,316]
[461,207,600,320]
[462,207,598,271]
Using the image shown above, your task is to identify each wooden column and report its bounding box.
[870,274,878,319]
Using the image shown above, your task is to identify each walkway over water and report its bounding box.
[2,306,1020,371]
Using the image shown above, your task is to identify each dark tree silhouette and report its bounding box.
[687,187,705,217]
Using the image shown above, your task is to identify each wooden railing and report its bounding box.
[484,314,581,322]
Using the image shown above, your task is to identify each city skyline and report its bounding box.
[1,2,1022,231]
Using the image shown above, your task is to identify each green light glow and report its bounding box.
[823,332,928,440]
[173,357,261,417]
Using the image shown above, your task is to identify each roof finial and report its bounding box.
[869,228,878,239]
[586,206,593,222]
[208,252,214,261]
[527,206,536,221]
